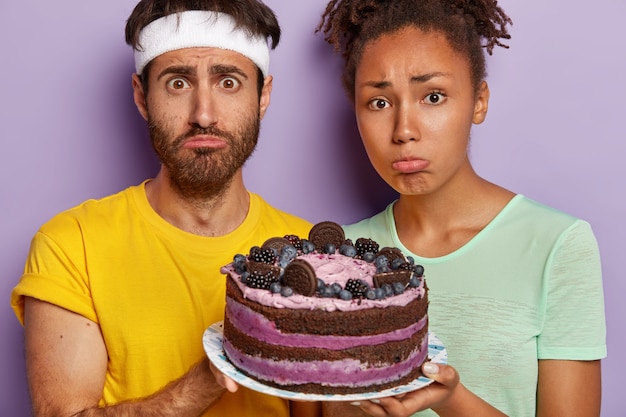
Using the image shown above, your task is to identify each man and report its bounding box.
[10,1,316,415]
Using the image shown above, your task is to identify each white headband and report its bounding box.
[134,10,271,76]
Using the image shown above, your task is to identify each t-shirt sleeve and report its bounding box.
[538,220,607,360]
[10,215,97,325]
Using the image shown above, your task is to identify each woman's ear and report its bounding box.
[132,73,149,121]
[472,81,490,125]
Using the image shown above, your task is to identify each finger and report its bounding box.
[209,361,239,392]
[421,363,460,388]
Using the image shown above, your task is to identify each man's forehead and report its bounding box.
[151,47,257,75]
[134,11,270,77]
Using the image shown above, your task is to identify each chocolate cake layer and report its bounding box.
[226,274,428,336]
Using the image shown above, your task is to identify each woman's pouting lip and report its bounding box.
[392,158,430,174]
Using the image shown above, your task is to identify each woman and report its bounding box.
[317,0,606,416]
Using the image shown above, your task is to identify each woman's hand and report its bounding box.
[350,362,460,417]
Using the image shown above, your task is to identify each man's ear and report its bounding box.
[472,81,490,125]
[259,75,273,120]
[132,73,149,121]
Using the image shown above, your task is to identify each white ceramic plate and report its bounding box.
[203,321,447,401]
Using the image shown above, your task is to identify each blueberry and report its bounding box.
[321,285,335,298]
[280,286,294,297]
[301,239,315,254]
[339,244,357,258]
[408,275,421,288]
[339,289,353,301]
[270,282,282,293]
[393,282,405,294]
[324,243,336,254]
[413,264,425,277]
[375,288,386,299]
[383,283,394,297]
[281,245,297,261]
[391,258,404,270]
[406,256,415,266]
[362,252,376,263]
[240,271,250,284]
[317,278,325,292]
[331,283,343,295]
[365,289,377,300]
[374,256,391,273]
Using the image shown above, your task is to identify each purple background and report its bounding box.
[1,0,624,415]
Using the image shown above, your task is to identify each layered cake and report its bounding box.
[221,221,429,395]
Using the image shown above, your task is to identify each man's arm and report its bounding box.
[24,297,225,417]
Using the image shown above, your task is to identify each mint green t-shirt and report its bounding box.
[343,195,606,417]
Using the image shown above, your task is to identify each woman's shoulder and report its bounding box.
[342,203,396,242]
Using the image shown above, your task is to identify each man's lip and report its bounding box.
[392,158,429,173]
[182,136,227,149]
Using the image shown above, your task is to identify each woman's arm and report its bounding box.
[537,359,601,417]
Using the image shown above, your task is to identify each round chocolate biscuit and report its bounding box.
[282,259,318,296]
[373,270,413,288]
[246,261,281,279]
[376,247,405,265]
[308,221,345,252]
[261,237,292,254]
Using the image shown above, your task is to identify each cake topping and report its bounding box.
[354,237,380,258]
[283,259,318,296]
[228,221,425,302]
[308,221,346,251]
[262,237,292,254]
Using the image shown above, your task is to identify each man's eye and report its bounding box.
[424,92,445,105]
[220,77,240,89]
[167,78,190,89]
[369,99,389,110]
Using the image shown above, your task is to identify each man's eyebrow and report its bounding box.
[157,65,195,80]
[156,64,250,80]
[211,64,249,79]
[361,72,448,89]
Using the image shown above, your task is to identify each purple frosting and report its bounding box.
[226,297,427,350]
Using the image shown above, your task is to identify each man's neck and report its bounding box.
[145,172,250,237]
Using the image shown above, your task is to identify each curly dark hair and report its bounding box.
[125,0,280,94]
[316,0,512,100]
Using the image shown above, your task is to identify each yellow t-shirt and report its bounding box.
[11,181,312,416]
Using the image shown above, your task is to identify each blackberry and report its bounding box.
[284,235,302,251]
[246,270,278,290]
[249,246,276,264]
[345,278,369,298]
[355,238,379,258]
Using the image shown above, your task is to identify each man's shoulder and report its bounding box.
[251,193,312,235]
[40,184,142,234]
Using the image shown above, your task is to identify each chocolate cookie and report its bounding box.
[308,221,345,251]
[262,237,292,254]
[246,261,281,280]
[373,270,413,288]
[282,259,318,296]
[376,247,405,265]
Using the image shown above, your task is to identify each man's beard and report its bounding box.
[148,112,260,201]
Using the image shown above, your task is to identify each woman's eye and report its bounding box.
[220,77,240,89]
[167,78,190,90]
[369,99,389,110]
[424,92,445,105]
